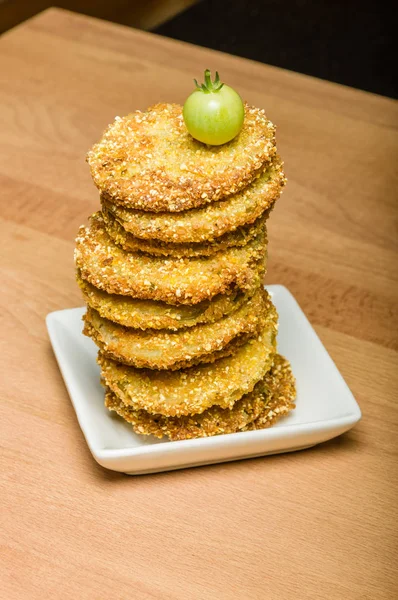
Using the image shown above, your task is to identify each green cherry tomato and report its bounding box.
[183,70,244,146]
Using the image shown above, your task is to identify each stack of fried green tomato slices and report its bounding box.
[75,103,295,440]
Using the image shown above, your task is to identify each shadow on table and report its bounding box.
[90,429,361,483]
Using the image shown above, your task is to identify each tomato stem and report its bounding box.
[194,69,224,94]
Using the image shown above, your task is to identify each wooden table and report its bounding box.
[1,8,397,600]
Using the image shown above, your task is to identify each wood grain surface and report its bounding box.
[0,8,397,600]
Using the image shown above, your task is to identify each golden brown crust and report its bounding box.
[74,212,267,305]
[104,354,295,440]
[87,103,276,212]
[83,288,269,370]
[105,380,264,440]
[244,354,296,430]
[102,156,285,243]
[102,205,266,258]
[97,306,278,417]
[95,328,255,372]
[77,271,254,330]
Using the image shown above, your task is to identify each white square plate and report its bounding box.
[46,285,361,474]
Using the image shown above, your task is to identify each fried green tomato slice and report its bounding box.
[77,271,254,330]
[87,103,276,212]
[102,156,285,243]
[105,381,263,440]
[244,354,296,431]
[104,354,295,440]
[83,288,269,370]
[75,212,267,305]
[101,205,266,258]
[98,305,278,417]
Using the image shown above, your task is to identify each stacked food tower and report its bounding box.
[75,79,296,441]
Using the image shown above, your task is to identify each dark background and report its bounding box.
[156,0,396,98]
[1,0,395,98]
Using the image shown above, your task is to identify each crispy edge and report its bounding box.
[244,354,296,430]
[97,305,278,417]
[74,212,267,304]
[102,156,285,243]
[91,327,255,371]
[102,206,267,258]
[87,103,277,212]
[104,354,295,440]
[83,288,269,370]
[105,380,264,440]
[77,271,254,330]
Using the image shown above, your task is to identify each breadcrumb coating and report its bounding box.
[77,271,255,330]
[105,354,295,440]
[75,212,267,305]
[244,355,296,430]
[102,204,266,258]
[105,380,263,440]
[87,103,276,212]
[97,304,278,417]
[79,99,293,442]
[83,288,269,370]
[102,156,285,243]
